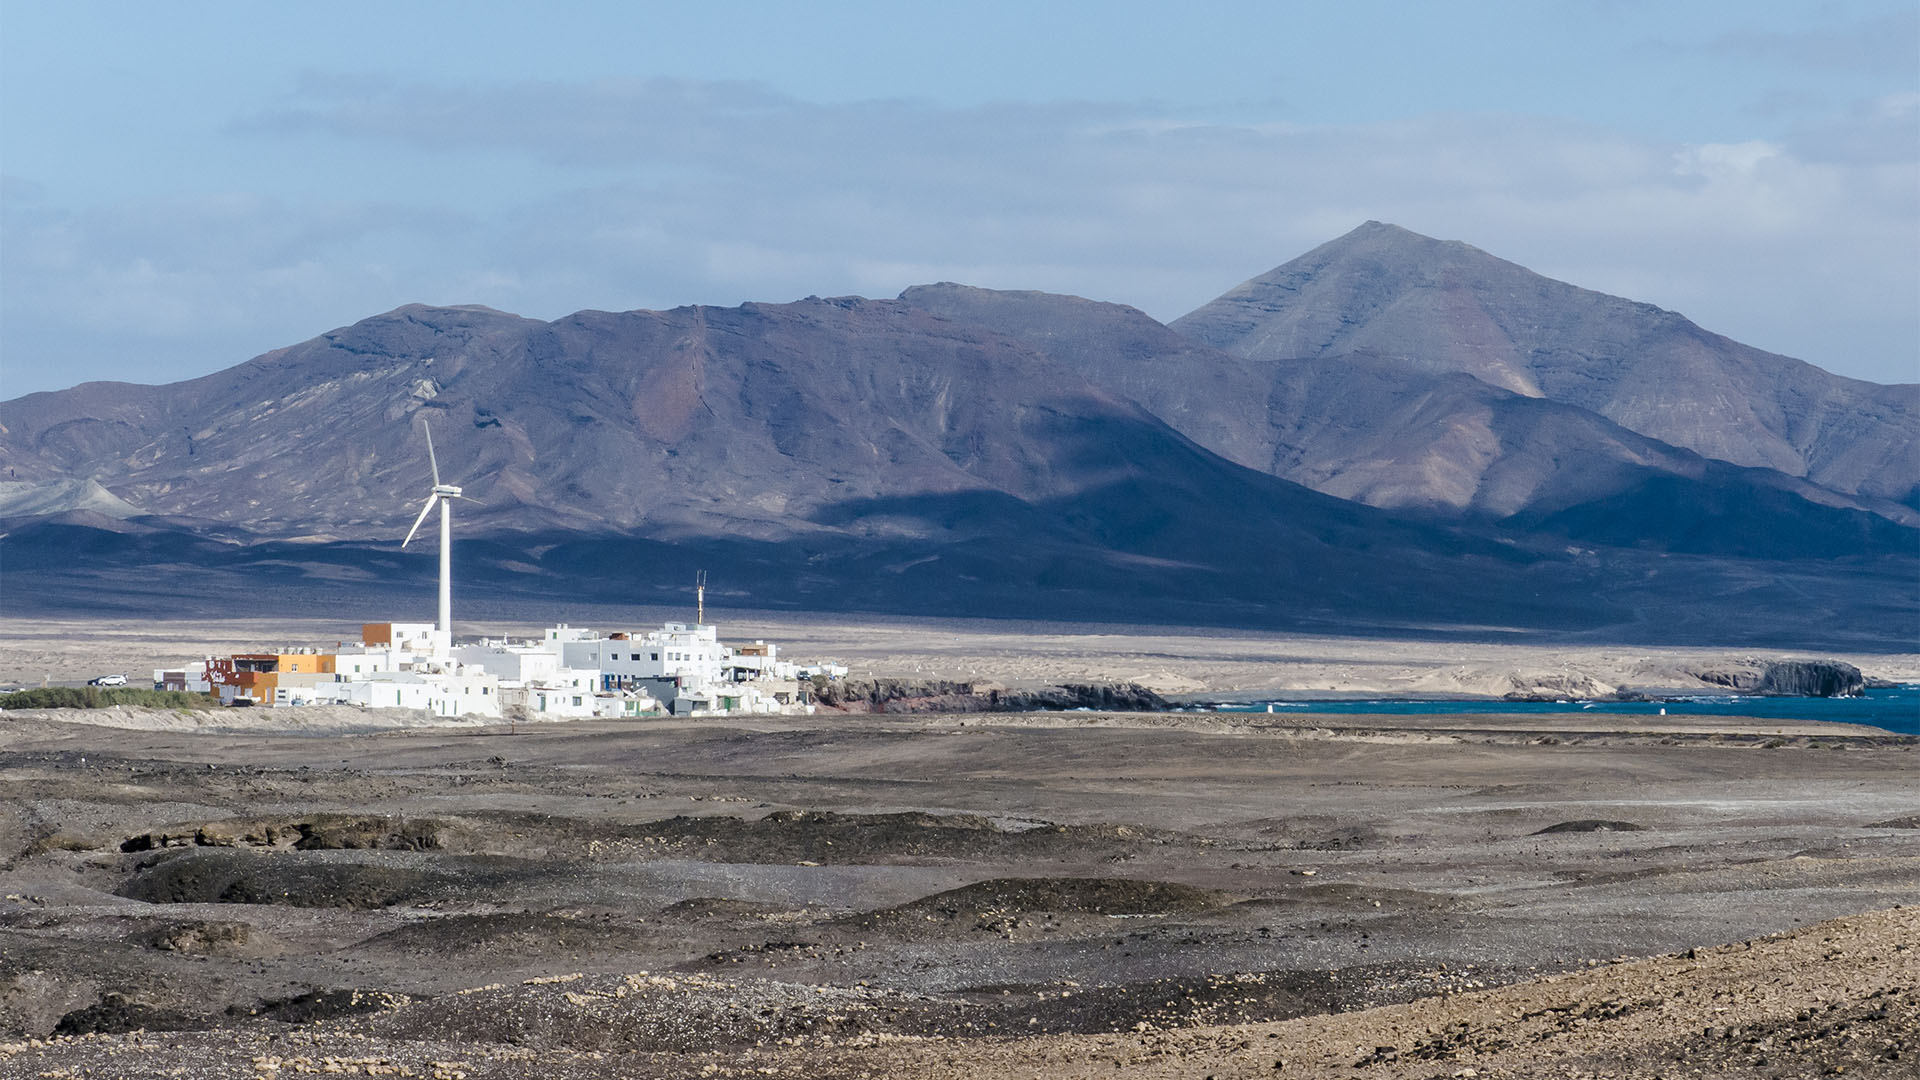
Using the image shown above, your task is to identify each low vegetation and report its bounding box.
[0,687,220,711]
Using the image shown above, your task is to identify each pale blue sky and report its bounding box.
[3,1,1916,395]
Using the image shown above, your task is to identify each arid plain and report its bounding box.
[2,614,1916,1078]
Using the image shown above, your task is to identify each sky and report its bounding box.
[2,0,1916,396]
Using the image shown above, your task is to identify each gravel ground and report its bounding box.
[1,705,1915,1077]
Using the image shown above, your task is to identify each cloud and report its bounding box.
[5,77,1916,392]
[0,192,495,387]
[1707,11,1920,77]
[1784,91,1920,167]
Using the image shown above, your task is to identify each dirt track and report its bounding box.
[0,704,1915,1077]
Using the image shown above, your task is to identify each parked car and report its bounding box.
[87,674,128,687]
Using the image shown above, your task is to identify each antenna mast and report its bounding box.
[696,570,707,625]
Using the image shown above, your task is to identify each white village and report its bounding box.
[152,424,845,719]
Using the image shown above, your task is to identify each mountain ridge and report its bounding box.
[2,225,1913,641]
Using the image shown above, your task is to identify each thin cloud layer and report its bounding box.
[1707,10,1920,75]
[4,76,1915,393]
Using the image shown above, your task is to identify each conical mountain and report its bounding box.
[1170,222,1920,505]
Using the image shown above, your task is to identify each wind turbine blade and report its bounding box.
[454,494,484,506]
[401,494,436,547]
[423,421,441,486]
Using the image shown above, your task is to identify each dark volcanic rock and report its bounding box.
[119,814,463,853]
[115,849,535,909]
[1534,820,1647,835]
[883,876,1232,918]
[621,810,1167,865]
[292,814,455,851]
[1754,660,1865,698]
[811,677,1168,714]
[352,913,635,958]
[54,994,204,1036]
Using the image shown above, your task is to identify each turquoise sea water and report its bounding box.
[1212,685,1920,736]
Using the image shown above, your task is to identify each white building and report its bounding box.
[543,623,803,691]
[175,618,816,720]
[452,639,565,685]
[365,621,449,658]
[556,623,728,689]
[310,667,502,717]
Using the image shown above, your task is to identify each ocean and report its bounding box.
[1212,684,1920,736]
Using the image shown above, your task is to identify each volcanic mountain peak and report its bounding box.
[1170,221,1679,386]
[1171,222,1920,503]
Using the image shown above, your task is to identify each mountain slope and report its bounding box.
[1170,222,1920,505]
[2,299,1186,539]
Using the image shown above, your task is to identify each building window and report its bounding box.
[651,652,659,661]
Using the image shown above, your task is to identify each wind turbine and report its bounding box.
[401,420,473,642]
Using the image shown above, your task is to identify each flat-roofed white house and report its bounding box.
[310,667,502,717]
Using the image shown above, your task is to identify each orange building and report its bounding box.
[205,651,336,704]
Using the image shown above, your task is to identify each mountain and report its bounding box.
[897,283,1915,556]
[0,295,1591,630]
[6,299,1191,538]
[2,229,1914,644]
[1170,222,1920,507]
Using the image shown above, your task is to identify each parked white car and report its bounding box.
[87,674,128,687]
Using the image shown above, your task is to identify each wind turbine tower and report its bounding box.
[401,420,471,649]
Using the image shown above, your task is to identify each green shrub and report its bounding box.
[0,687,221,711]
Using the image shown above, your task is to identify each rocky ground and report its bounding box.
[0,703,1914,1077]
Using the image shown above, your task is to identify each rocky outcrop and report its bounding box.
[1499,671,1620,701]
[119,814,461,854]
[1670,664,1766,690]
[810,678,1168,714]
[1754,660,1865,698]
